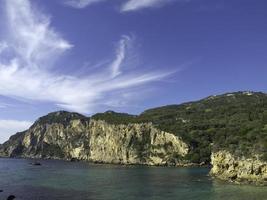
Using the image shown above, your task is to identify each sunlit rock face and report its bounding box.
[0,112,189,166]
[210,151,267,185]
[88,120,189,165]
[1,106,267,185]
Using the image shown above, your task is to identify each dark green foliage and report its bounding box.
[41,142,65,158]
[35,111,87,126]
[92,91,267,163]
[92,110,136,124]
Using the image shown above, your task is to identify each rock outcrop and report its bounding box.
[0,111,189,166]
[210,151,267,185]
[2,90,267,185]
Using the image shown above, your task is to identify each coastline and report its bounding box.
[1,156,267,187]
[0,156,209,168]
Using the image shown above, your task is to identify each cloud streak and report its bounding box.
[121,0,173,12]
[64,0,106,9]
[0,0,172,113]
[109,35,130,78]
[0,119,32,143]
[64,0,187,11]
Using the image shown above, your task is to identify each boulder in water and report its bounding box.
[30,161,41,166]
[7,195,16,200]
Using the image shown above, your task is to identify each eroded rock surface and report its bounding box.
[0,112,189,166]
[210,151,267,185]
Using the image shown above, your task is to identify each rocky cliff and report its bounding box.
[0,111,189,166]
[210,151,267,185]
[1,91,267,185]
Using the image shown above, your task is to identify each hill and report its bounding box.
[92,91,267,163]
[0,91,267,184]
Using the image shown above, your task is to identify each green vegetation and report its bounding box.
[92,111,137,124]
[40,143,65,158]
[92,92,267,163]
[36,111,87,126]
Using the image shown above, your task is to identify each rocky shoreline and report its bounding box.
[1,106,267,186]
[1,150,266,185]
[0,155,208,168]
[210,151,267,186]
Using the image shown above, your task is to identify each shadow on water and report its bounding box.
[0,158,266,200]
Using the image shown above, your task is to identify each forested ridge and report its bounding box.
[92,91,267,163]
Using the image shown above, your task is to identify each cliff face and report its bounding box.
[88,120,188,165]
[0,112,189,166]
[210,151,267,185]
[2,91,267,185]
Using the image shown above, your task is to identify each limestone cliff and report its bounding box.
[0,111,189,166]
[210,151,267,185]
[88,120,188,165]
[2,89,267,186]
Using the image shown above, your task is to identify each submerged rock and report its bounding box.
[7,195,16,200]
[30,162,41,166]
[70,158,79,162]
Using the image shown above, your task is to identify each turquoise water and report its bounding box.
[0,158,266,200]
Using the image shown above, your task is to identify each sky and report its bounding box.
[0,0,266,143]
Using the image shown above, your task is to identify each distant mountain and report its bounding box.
[0,91,267,185]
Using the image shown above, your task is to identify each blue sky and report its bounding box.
[0,0,267,142]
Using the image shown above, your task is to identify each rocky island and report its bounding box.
[0,91,266,185]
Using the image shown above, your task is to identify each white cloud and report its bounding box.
[64,0,188,11]
[0,104,7,109]
[0,102,12,108]
[6,0,73,69]
[109,35,130,78]
[0,120,32,143]
[64,0,106,8]
[121,0,173,12]
[0,0,172,113]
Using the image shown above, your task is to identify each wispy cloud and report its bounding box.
[5,0,73,68]
[0,0,172,113]
[121,0,173,12]
[0,104,7,109]
[64,0,106,9]
[64,0,188,11]
[109,35,130,78]
[0,42,8,54]
[0,120,32,143]
[0,102,13,108]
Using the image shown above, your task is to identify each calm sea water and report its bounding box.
[0,158,266,200]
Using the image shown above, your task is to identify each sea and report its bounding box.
[0,158,266,200]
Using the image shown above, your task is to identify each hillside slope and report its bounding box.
[1,91,267,184]
[93,91,267,163]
